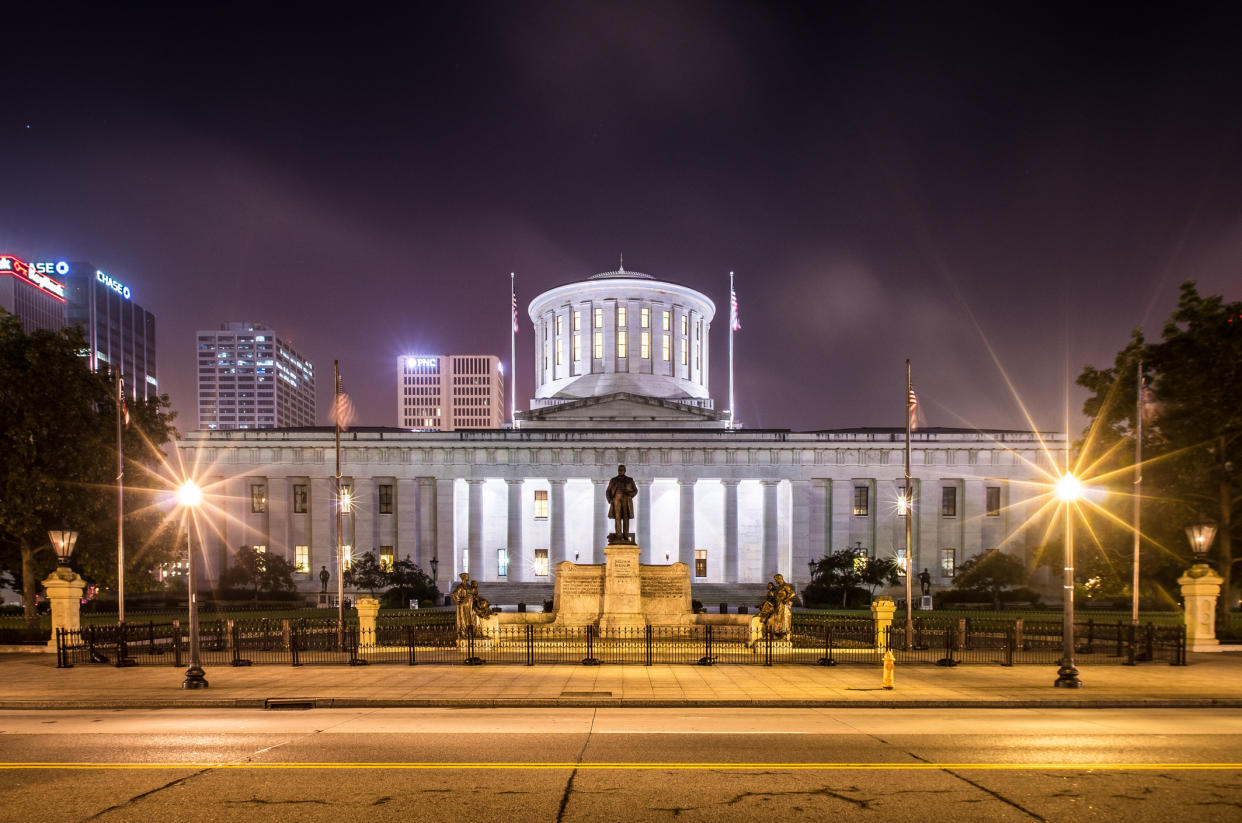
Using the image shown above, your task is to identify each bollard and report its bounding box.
[882,650,895,689]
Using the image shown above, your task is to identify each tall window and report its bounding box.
[640,307,650,328]
[573,310,581,331]
[555,339,563,365]
[681,315,688,336]
[543,341,549,369]
[640,331,650,359]
[379,484,393,514]
[661,334,671,361]
[534,489,549,519]
[534,549,549,577]
[617,306,627,326]
[379,546,395,570]
[694,549,707,578]
[680,340,688,365]
[593,332,603,359]
[940,548,956,577]
[662,310,671,331]
[573,334,581,362]
[295,545,309,573]
[617,330,627,358]
[250,484,267,513]
[895,547,908,575]
[853,486,869,516]
[293,484,308,513]
[556,314,563,335]
[986,486,1001,516]
[941,487,957,517]
[342,546,353,572]
[497,549,509,577]
[594,307,603,328]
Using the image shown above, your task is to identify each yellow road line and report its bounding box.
[0,762,1239,771]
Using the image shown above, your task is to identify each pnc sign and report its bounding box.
[96,269,131,300]
[0,254,66,301]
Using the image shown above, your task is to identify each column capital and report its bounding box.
[549,478,567,486]
[678,478,697,487]
[720,478,741,487]
[466,478,486,486]
[507,477,525,486]
[760,478,781,486]
[418,477,435,487]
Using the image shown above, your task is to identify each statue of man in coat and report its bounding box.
[605,465,638,542]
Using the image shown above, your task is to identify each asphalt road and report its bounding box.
[2,708,1240,822]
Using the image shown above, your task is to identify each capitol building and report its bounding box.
[179,265,1061,601]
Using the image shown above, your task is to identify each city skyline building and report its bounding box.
[398,354,505,430]
[196,322,316,430]
[0,254,67,334]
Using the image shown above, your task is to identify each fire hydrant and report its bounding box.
[882,650,895,690]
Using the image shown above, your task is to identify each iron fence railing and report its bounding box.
[55,614,1186,668]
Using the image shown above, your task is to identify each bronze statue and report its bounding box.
[605,464,637,541]
[918,568,932,596]
[758,573,796,638]
[319,565,330,593]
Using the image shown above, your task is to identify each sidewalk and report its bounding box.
[4,651,1242,709]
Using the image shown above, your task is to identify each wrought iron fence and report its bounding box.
[55,614,1186,668]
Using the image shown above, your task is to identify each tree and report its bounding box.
[954,549,1025,609]
[221,546,296,599]
[804,548,872,608]
[384,557,439,608]
[1076,282,1241,619]
[344,551,387,598]
[858,556,901,598]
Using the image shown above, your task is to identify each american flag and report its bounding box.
[730,286,741,332]
[511,287,519,334]
[907,387,919,430]
[332,373,357,430]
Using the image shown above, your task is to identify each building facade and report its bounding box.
[196,322,316,430]
[0,254,67,333]
[398,354,504,430]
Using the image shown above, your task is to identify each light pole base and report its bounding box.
[1054,658,1082,688]
[182,665,209,689]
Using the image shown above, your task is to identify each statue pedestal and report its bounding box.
[600,544,645,632]
[871,596,896,652]
[43,568,87,650]
[1179,564,1224,652]
[355,597,380,646]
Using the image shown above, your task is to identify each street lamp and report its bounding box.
[1055,472,1084,688]
[48,529,79,567]
[1186,520,1218,565]
[177,479,208,690]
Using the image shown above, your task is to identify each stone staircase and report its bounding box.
[472,582,555,607]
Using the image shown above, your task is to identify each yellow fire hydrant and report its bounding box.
[882,650,895,689]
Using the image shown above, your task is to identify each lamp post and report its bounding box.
[48,529,79,567]
[1055,472,1083,688]
[177,479,208,690]
[337,486,352,645]
[1186,520,1218,566]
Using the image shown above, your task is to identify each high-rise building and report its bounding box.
[197,322,315,430]
[0,254,67,334]
[398,354,504,430]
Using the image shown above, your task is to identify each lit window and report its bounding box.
[534,490,549,519]
[295,545,309,573]
[534,549,549,577]
[573,334,581,361]
[680,340,688,365]
[662,310,670,331]
[986,486,1001,516]
[895,547,907,573]
[662,334,670,361]
[617,306,627,326]
[543,342,549,369]
[556,314,563,335]
[694,549,707,578]
[594,307,603,328]
[342,546,353,571]
[497,549,509,577]
[573,310,581,331]
[941,487,957,517]
[940,548,956,577]
[379,484,393,514]
[252,544,266,554]
[640,331,650,359]
[380,546,394,570]
[555,339,563,365]
[250,484,266,513]
[853,486,869,516]
[593,332,603,359]
[617,330,627,358]
[640,307,650,328]
[681,315,688,336]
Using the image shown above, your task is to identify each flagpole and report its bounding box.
[904,359,913,649]
[1132,356,1142,626]
[116,370,125,625]
[728,271,735,429]
[335,359,344,644]
[510,272,517,428]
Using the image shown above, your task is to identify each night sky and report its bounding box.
[4,3,1241,434]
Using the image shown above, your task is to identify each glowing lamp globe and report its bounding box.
[1055,473,1082,503]
[177,480,203,508]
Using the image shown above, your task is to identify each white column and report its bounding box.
[435,478,455,587]
[550,478,567,565]
[467,479,485,580]
[830,478,851,555]
[790,480,811,586]
[507,478,525,582]
[592,480,608,562]
[637,479,652,561]
[354,477,375,557]
[678,479,696,567]
[722,480,740,583]
[267,478,289,564]
[396,478,416,564]
[964,479,984,561]
[761,479,779,579]
[310,477,334,588]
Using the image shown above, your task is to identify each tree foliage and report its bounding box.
[804,548,899,607]
[220,546,297,598]
[954,549,1025,609]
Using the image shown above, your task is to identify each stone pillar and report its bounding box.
[507,479,525,582]
[637,479,652,561]
[722,480,740,583]
[396,478,416,565]
[355,596,380,646]
[870,595,896,652]
[467,479,485,580]
[417,477,436,571]
[790,480,811,585]
[592,480,608,560]
[550,479,567,566]
[761,479,779,579]
[678,479,696,567]
[435,478,455,586]
[1180,565,1224,651]
[43,567,87,650]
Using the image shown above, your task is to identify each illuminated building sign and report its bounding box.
[96,269,131,299]
[34,261,71,276]
[0,254,66,302]
[406,356,438,368]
